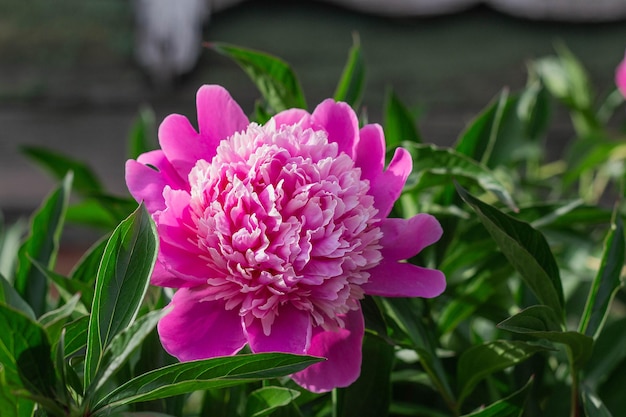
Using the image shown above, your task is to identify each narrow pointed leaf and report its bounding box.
[579,213,625,338]
[0,217,27,281]
[582,387,614,417]
[384,89,421,148]
[456,185,565,319]
[64,315,89,359]
[461,376,533,417]
[245,386,301,417]
[404,143,516,211]
[91,309,169,394]
[497,306,593,368]
[21,146,102,195]
[0,273,35,320]
[457,340,548,406]
[210,42,307,112]
[128,105,157,160]
[91,353,323,413]
[84,203,158,391]
[15,173,72,317]
[39,293,82,346]
[334,36,365,109]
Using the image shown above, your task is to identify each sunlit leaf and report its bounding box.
[15,173,72,317]
[456,185,565,319]
[457,340,548,406]
[245,386,301,417]
[497,306,593,368]
[404,143,516,211]
[579,212,625,338]
[84,203,158,391]
[91,353,323,414]
[209,42,307,112]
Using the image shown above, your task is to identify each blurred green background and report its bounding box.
[1,0,626,223]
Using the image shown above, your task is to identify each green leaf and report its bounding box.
[15,173,72,317]
[384,88,421,149]
[64,315,89,359]
[382,298,455,408]
[517,79,551,141]
[579,212,625,338]
[21,146,102,196]
[84,203,158,391]
[0,217,27,281]
[128,105,157,160]
[66,199,119,230]
[455,90,509,165]
[210,42,307,112]
[460,376,533,417]
[456,185,565,319]
[404,143,516,211]
[334,34,365,109]
[0,364,36,417]
[91,353,323,414]
[39,293,82,346]
[337,334,394,417]
[497,306,593,368]
[70,236,108,288]
[584,316,626,390]
[0,273,35,320]
[245,386,301,417]
[90,309,168,394]
[0,305,57,400]
[582,387,614,417]
[457,340,548,406]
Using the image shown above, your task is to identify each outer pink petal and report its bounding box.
[272,108,313,129]
[369,147,412,218]
[125,150,186,213]
[379,214,443,261]
[616,50,626,97]
[312,99,359,157]
[246,304,311,354]
[150,259,199,288]
[158,114,206,178]
[156,189,222,284]
[363,260,446,298]
[354,123,385,183]
[291,308,364,393]
[158,287,247,361]
[196,84,249,145]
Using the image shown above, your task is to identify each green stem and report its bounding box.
[568,350,581,417]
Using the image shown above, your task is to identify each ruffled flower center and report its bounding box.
[187,121,382,334]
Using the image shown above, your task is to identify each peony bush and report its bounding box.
[1,41,625,417]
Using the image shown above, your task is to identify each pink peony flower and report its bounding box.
[126,85,445,393]
[617,50,626,97]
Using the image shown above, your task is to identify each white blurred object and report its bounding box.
[488,0,626,22]
[133,0,626,85]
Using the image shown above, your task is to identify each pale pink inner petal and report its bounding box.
[272,108,313,129]
[291,308,364,393]
[158,287,247,361]
[363,260,446,298]
[379,214,443,261]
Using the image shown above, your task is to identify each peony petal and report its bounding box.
[196,84,249,145]
[312,99,359,157]
[158,287,247,361]
[616,50,626,97]
[158,114,206,178]
[354,123,385,183]
[363,260,446,298]
[125,150,186,213]
[272,108,313,129]
[291,308,364,393]
[150,259,199,288]
[369,147,412,218]
[246,304,311,354]
[379,214,443,261]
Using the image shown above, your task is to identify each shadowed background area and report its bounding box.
[1,0,626,238]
